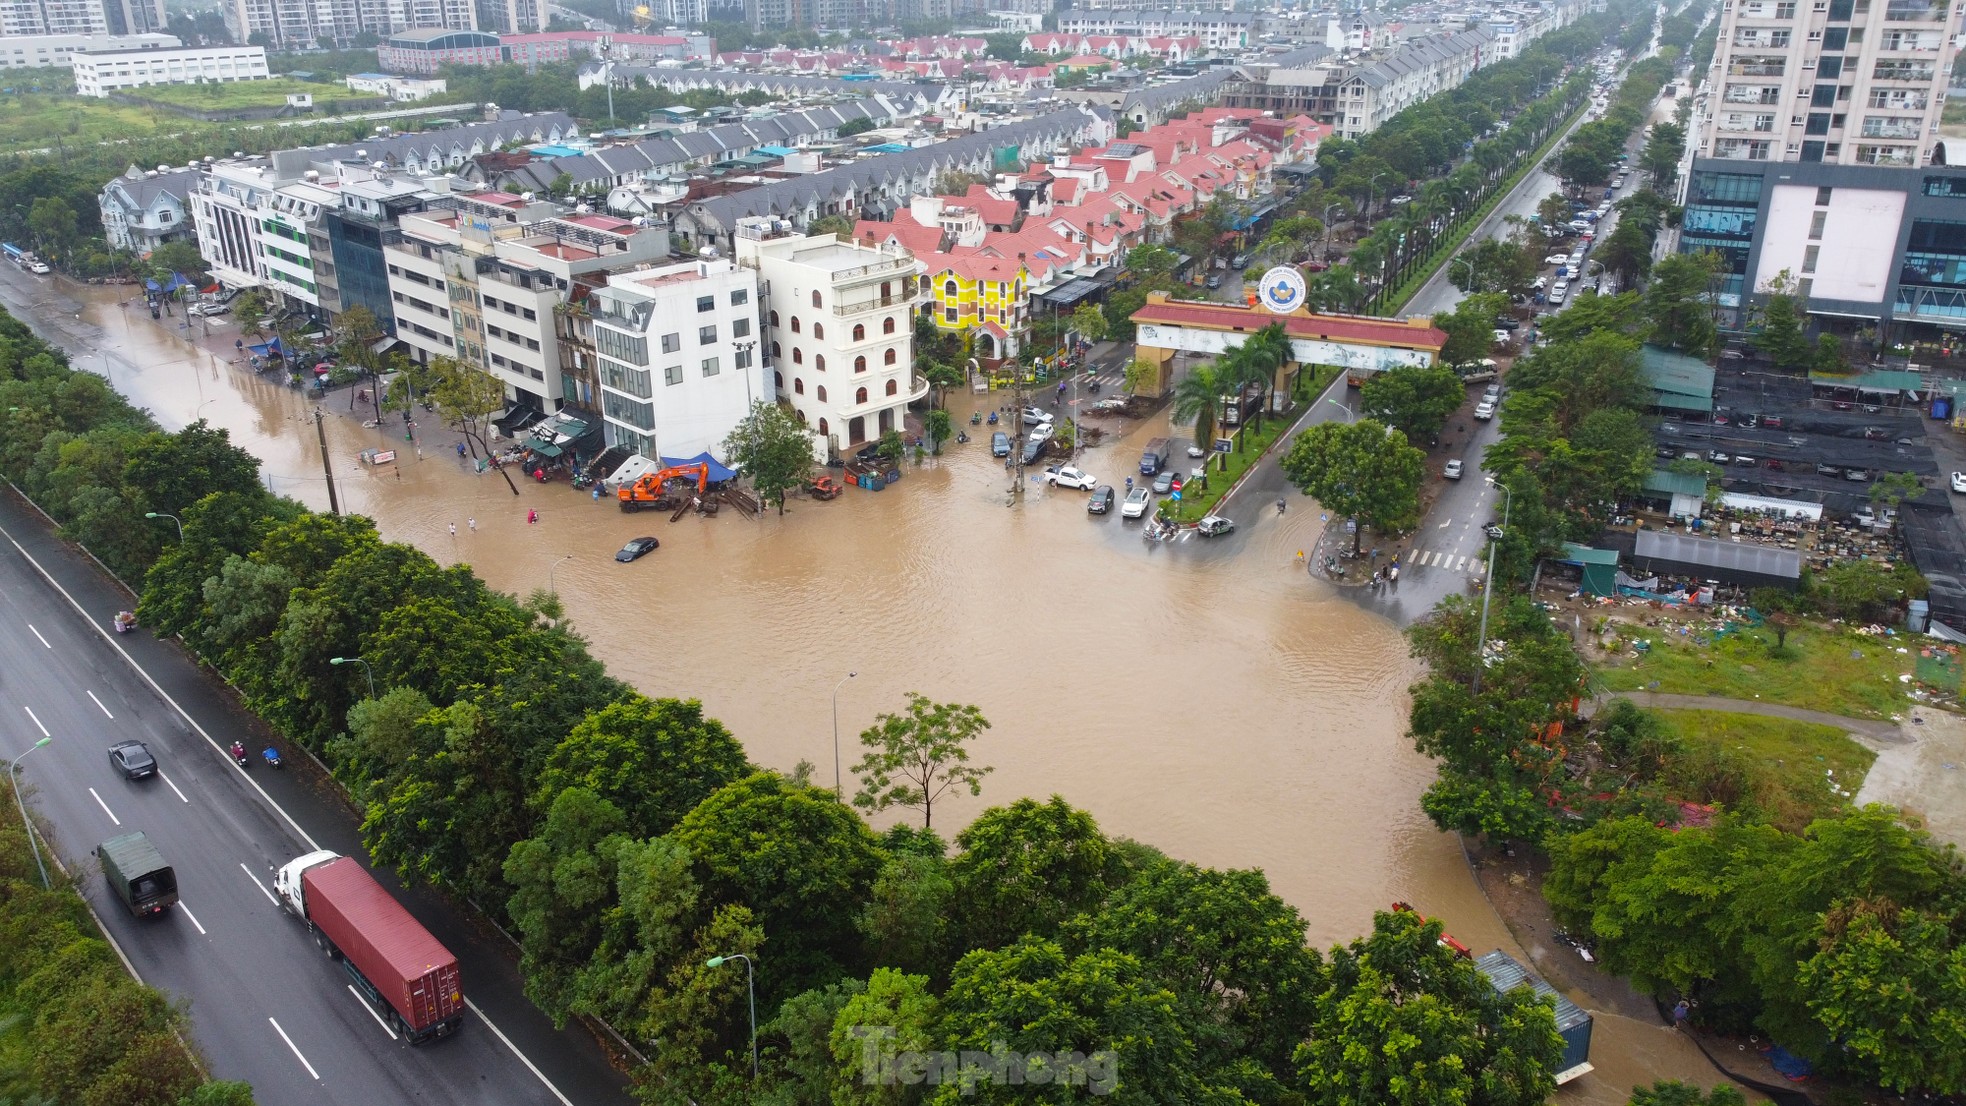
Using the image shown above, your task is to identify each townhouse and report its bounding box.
[98,164,201,254]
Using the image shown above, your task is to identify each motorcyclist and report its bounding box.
[1277,497,1287,515]
[230,741,246,762]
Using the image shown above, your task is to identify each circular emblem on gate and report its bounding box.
[1259,265,1307,315]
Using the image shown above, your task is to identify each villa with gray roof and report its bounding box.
[672,108,1101,253]
[99,164,202,254]
[1226,27,1493,139]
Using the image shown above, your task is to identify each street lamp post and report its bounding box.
[704,953,757,1079]
[10,737,53,888]
[1321,201,1344,262]
[1327,399,1356,423]
[1367,172,1391,229]
[329,655,376,699]
[831,671,856,799]
[144,511,183,541]
[1473,478,1514,694]
[548,554,573,594]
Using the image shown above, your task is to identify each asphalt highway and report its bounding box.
[0,488,630,1104]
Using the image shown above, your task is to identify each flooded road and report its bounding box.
[9,269,1735,1103]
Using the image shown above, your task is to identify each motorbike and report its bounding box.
[113,610,137,634]
[262,747,283,770]
[986,411,999,425]
[970,412,982,426]
[231,744,249,769]
[955,431,969,444]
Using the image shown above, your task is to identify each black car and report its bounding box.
[615,536,659,562]
[108,740,156,780]
[1088,485,1115,514]
[1494,316,1520,331]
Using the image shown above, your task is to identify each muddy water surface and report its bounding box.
[12,274,1733,1102]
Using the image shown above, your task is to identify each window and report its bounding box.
[699,324,717,345]
[664,364,683,385]
[702,356,719,376]
[774,370,783,389]
[852,323,865,341]
[1822,26,1847,48]
[855,354,868,372]
[522,308,536,321]
[884,316,896,334]
[794,348,803,363]
[1817,186,1834,205]
[1798,277,1814,298]
[818,418,828,437]
[795,377,804,394]
[661,332,681,353]
[812,290,822,308]
[770,310,779,326]
[1802,245,1820,272]
[885,379,898,396]
[816,354,827,372]
[731,288,749,306]
[813,322,824,339]
[945,308,957,323]
[855,386,868,403]
[697,295,715,313]
[735,347,753,369]
[791,316,801,333]
[1810,210,1828,238]
[771,341,781,358]
[816,385,827,401]
[945,279,958,297]
[733,318,750,337]
[885,348,898,365]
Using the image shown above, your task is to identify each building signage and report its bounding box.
[1258,265,1306,314]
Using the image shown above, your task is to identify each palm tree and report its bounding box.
[1229,324,1291,430]
[1171,359,1224,455]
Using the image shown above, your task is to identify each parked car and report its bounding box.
[1196,514,1235,536]
[1543,253,1570,265]
[1950,472,1966,494]
[1474,401,1496,420]
[1043,465,1098,490]
[1863,425,1889,440]
[1766,459,1786,471]
[1760,414,1785,429]
[1151,469,1174,494]
[1846,468,1871,482]
[1734,455,1757,467]
[1547,284,1568,305]
[1389,194,1413,205]
[1494,316,1520,331]
[1444,459,1464,480]
[1089,485,1116,513]
[1205,273,1223,290]
[1530,276,1547,291]
[107,740,156,781]
[1707,449,1730,463]
[991,431,1010,457]
[1230,253,1250,269]
[1120,487,1152,518]
[615,536,659,562]
[1021,407,1052,426]
[1817,462,1843,476]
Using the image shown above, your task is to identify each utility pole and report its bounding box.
[314,408,340,515]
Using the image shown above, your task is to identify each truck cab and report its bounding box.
[274,849,339,916]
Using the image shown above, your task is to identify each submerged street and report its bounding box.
[0,257,1727,1102]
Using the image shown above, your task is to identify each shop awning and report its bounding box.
[528,440,564,458]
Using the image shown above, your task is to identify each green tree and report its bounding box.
[1296,908,1562,1106]
[1280,419,1426,554]
[859,848,953,979]
[1795,903,1966,1094]
[1069,303,1108,346]
[1360,364,1466,441]
[147,241,209,285]
[1432,293,1511,367]
[533,696,749,839]
[949,797,1116,952]
[850,692,993,829]
[1812,332,1848,374]
[923,408,952,455]
[1627,1082,1747,1106]
[1868,470,1925,517]
[808,213,855,239]
[1124,356,1161,395]
[424,354,507,457]
[722,400,814,516]
[1750,270,1811,369]
[830,968,938,1104]
[1645,252,1723,358]
[503,786,630,1022]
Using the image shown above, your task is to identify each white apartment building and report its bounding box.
[734,217,925,453]
[389,196,668,412]
[1697,0,1961,167]
[71,43,268,96]
[1056,9,1254,51]
[0,29,173,68]
[588,258,763,459]
[191,159,277,294]
[228,0,472,50]
[0,0,107,37]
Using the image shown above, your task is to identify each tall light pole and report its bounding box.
[831,671,856,800]
[1321,201,1344,263]
[1473,477,1513,694]
[548,553,573,594]
[704,953,757,1079]
[1367,171,1391,229]
[1327,398,1356,423]
[329,655,376,699]
[10,737,52,888]
[144,511,183,541]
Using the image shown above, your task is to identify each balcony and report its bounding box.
[832,289,921,319]
[1855,144,1916,165]
[1873,63,1937,81]
[1728,61,1786,76]
[1860,119,1924,138]
[908,373,931,404]
[1883,0,1946,18]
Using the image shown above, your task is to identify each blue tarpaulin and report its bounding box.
[246,337,285,358]
[1765,1046,1814,1080]
[660,452,738,483]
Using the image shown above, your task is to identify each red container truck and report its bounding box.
[274,850,464,1043]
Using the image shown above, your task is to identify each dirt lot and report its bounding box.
[1853,705,1966,852]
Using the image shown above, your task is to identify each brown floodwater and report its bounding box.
[15,276,1738,1103]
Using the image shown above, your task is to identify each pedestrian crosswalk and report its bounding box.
[1398,548,1485,573]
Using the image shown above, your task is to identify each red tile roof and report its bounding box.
[1131,295,1446,352]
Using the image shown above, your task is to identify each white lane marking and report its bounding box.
[88,690,113,718]
[1456,556,1468,571]
[28,623,49,648]
[350,986,399,1039]
[23,705,48,737]
[268,1018,320,1080]
[89,787,121,825]
[158,770,189,804]
[178,903,208,935]
[464,998,576,1106]
[243,863,279,906]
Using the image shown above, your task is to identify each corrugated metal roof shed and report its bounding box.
[1633,528,1802,581]
[1475,950,1592,1035]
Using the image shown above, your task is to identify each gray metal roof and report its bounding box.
[1474,951,1592,1035]
[1119,68,1237,114]
[683,107,1098,236]
[1061,9,1258,23]
[1632,529,1803,580]
[617,66,935,101]
[105,165,202,211]
[269,112,578,181]
[494,98,905,193]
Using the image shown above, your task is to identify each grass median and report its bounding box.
[1157,365,1340,523]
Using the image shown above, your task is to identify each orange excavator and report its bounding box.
[618,463,710,511]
